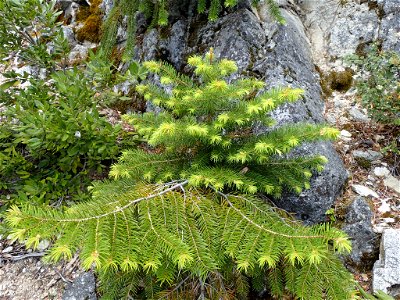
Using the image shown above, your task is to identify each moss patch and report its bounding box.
[76,0,104,43]
[76,6,91,22]
[319,68,354,97]
[330,69,353,92]
[354,157,372,169]
[76,14,103,43]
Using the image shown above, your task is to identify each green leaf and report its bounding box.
[0,80,19,91]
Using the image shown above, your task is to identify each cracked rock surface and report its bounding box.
[373,229,400,297]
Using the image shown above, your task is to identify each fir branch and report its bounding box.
[8,181,188,224]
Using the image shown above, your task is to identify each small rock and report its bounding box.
[353,150,383,162]
[373,224,389,234]
[37,240,50,251]
[349,106,370,122]
[82,41,98,49]
[361,273,369,281]
[383,175,400,194]
[2,246,13,253]
[99,0,114,15]
[352,184,379,198]
[338,116,350,125]
[378,199,392,214]
[15,65,36,77]
[340,130,352,142]
[340,129,352,138]
[325,113,336,125]
[382,218,396,223]
[373,229,400,298]
[68,44,90,62]
[374,167,390,177]
[61,26,76,46]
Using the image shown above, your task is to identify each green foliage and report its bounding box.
[0,65,121,207]
[7,53,355,299]
[7,181,354,299]
[357,283,395,300]
[0,47,148,208]
[0,0,145,208]
[118,50,340,197]
[347,44,400,125]
[0,0,69,69]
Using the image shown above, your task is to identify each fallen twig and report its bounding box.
[1,251,46,261]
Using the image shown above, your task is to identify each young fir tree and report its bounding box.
[6,51,355,299]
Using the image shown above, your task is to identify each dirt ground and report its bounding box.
[0,248,82,300]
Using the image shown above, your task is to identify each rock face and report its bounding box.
[297,0,400,67]
[297,1,376,65]
[62,272,97,300]
[342,197,379,270]
[378,0,400,52]
[373,229,400,297]
[383,175,400,194]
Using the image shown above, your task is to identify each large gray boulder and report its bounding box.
[159,20,188,69]
[277,141,347,224]
[254,9,325,125]
[198,7,346,224]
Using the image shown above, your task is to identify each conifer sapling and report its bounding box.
[6,50,355,300]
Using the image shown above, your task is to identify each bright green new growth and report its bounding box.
[7,53,355,299]
[116,50,340,197]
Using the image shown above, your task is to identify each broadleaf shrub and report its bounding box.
[0,0,146,208]
[0,0,69,69]
[0,68,121,207]
[347,44,400,125]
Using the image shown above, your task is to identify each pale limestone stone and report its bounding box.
[373,229,400,297]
